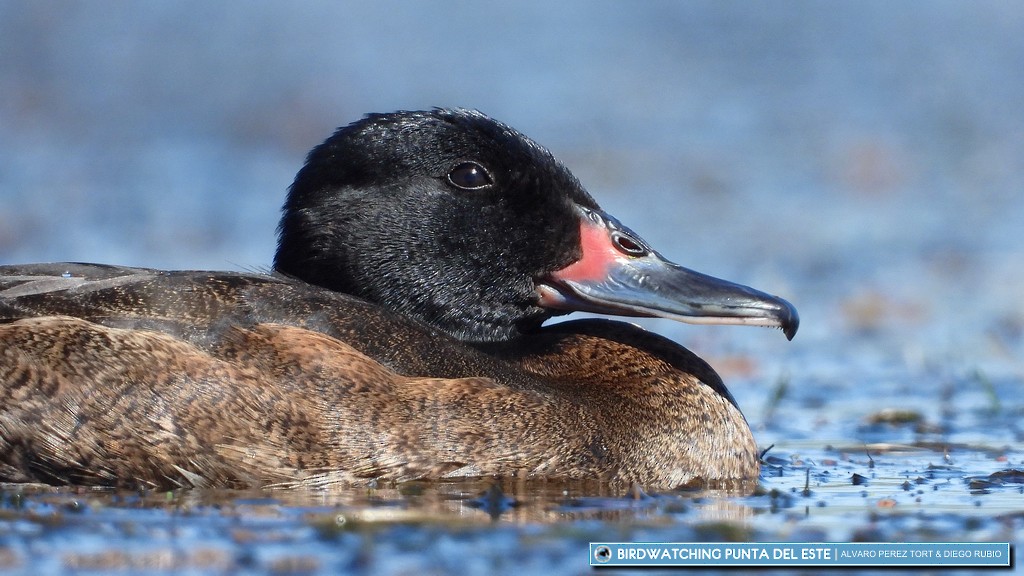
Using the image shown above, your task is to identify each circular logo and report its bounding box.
[594,545,612,564]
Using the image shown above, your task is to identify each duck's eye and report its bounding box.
[612,231,648,257]
[447,162,493,190]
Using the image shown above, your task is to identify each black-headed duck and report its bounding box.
[0,109,797,490]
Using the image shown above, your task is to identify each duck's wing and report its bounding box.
[1,263,150,317]
[0,263,276,326]
[0,263,487,378]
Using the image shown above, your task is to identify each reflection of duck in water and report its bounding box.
[0,108,797,490]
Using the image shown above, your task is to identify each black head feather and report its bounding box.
[275,108,599,342]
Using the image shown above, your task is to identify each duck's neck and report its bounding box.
[272,259,555,345]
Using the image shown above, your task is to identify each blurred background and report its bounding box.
[2,2,1022,426]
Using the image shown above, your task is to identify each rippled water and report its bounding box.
[2,444,1020,575]
[1,2,1022,574]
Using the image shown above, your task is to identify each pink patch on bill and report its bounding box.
[548,219,621,282]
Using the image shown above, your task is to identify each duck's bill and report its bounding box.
[535,207,799,340]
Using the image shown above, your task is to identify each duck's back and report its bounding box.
[0,262,519,381]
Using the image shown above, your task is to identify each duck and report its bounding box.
[0,108,797,491]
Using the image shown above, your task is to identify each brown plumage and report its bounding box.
[0,109,797,490]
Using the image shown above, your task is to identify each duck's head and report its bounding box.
[275,108,798,343]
